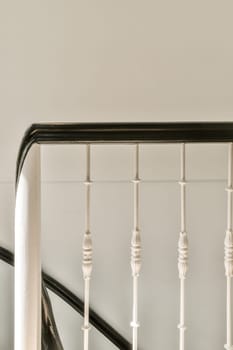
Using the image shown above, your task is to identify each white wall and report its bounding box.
[0,0,233,349]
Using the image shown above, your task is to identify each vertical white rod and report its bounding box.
[82,144,92,350]
[178,143,188,350]
[134,144,139,230]
[180,143,186,233]
[224,143,233,350]
[131,144,142,350]
[14,144,41,350]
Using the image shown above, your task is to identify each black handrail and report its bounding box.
[16,122,233,184]
[0,247,131,349]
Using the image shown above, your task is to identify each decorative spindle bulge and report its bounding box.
[82,230,93,280]
[178,231,188,280]
[225,229,233,279]
[131,228,142,277]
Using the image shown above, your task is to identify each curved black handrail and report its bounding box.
[16,122,233,184]
[0,246,131,349]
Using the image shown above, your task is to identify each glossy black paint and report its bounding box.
[0,247,131,349]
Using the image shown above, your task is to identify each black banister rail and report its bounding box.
[16,122,233,184]
[15,121,233,349]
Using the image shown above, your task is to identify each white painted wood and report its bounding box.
[224,143,233,350]
[131,144,142,350]
[178,143,188,350]
[14,144,41,350]
[82,144,92,350]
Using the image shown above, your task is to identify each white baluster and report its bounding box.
[82,144,92,350]
[225,143,233,350]
[131,144,142,350]
[178,143,188,350]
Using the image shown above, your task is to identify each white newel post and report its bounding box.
[225,143,233,350]
[131,144,142,350]
[15,145,41,350]
[82,144,93,350]
[178,143,188,350]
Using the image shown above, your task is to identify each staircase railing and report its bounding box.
[15,122,233,350]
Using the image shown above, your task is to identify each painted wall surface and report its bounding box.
[0,1,233,349]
